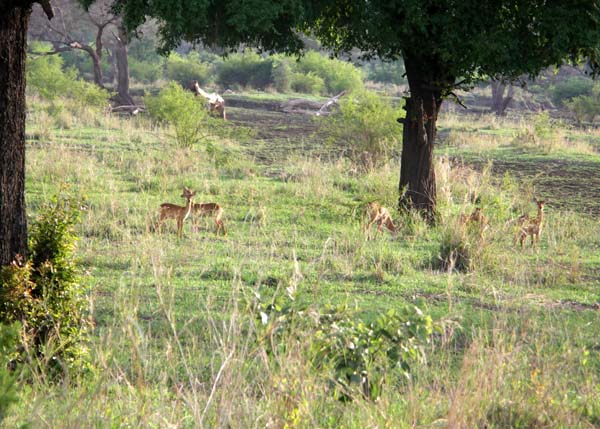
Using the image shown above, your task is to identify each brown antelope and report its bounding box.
[363,202,397,240]
[192,202,226,235]
[158,187,196,237]
[516,200,546,249]
[460,207,489,238]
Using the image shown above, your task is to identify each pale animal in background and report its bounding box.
[158,187,196,237]
[516,200,546,248]
[189,80,226,119]
[363,202,397,240]
[192,202,226,235]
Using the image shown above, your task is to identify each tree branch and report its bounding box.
[36,0,54,20]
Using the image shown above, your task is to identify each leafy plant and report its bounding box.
[271,58,293,93]
[0,191,91,379]
[129,58,164,84]
[290,71,325,95]
[145,82,207,147]
[320,89,402,168]
[549,77,594,107]
[255,288,436,401]
[0,324,19,424]
[216,52,274,89]
[165,52,212,86]
[296,51,364,95]
[26,48,109,109]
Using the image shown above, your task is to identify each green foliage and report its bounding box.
[145,82,207,147]
[564,93,600,125]
[321,89,401,167]
[165,52,212,86]
[216,52,274,89]
[271,58,293,93]
[255,288,435,401]
[296,51,363,94]
[0,324,19,424]
[0,191,91,379]
[27,50,109,109]
[290,71,325,95]
[365,60,406,85]
[129,58,164,84]
[549,77,594,107]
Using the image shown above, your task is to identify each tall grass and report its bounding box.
[5,94,600,427]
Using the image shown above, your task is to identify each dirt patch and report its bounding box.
[466,158,600,215]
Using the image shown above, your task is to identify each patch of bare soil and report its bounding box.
[467,158,600,215]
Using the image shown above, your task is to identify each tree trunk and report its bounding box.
[114,23,133,105]
[398,58,443,223]
[491,81,513,116]
[0,5,30,266]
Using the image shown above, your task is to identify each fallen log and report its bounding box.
[280,91,346,116]
[110,105,146,115]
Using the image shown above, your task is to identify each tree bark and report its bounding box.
[114,22,133,105]
[490,81,513,116]
[0,4,30,266]
[398,57,443,223]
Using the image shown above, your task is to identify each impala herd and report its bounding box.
[158,187,546,249]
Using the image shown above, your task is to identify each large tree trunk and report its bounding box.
[398,57,443,223]
[0,5,30,266]
[114,22,133,105]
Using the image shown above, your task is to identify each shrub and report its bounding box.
[549,77,594,107]
[255,288,435,401]
[564,94,600,125]
[145,82,207,147]
[129,58,164,84]
[320,89,402,168]
[296,51,364,95]
[0,324,19,424]
[165,52,212,86]
[27,51,109,109]
[216,52,274,89]
[272,58,293,93]
[290,71,326,95]
[365,60,407,85]
[0,191,91,379]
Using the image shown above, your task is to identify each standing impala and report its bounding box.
[516,200,546,249]
[192,201,226,235]
[158,187,196,237]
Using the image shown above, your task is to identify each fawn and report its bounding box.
[516,200,546,249]
[460,207,489,238]
[363,202,397,240]
[158,187,196,237]
[192,202,226,235]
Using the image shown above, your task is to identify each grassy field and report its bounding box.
[5,94,600,428]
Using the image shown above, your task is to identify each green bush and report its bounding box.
[365,60,406,85]
[549,77,594,107]
[272,58,293,93]
[216,52,274,89]
[165,52,212,86]
[145,82,207,147]
[0,324,19,424]
[27,51,109,109]
[321,89,402,167]
[296,51,364,95]
[291,71,325,95]
[0,191,91,379]
[129,58,164,84]
[564,94,600,125]
[255,288,435,401]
